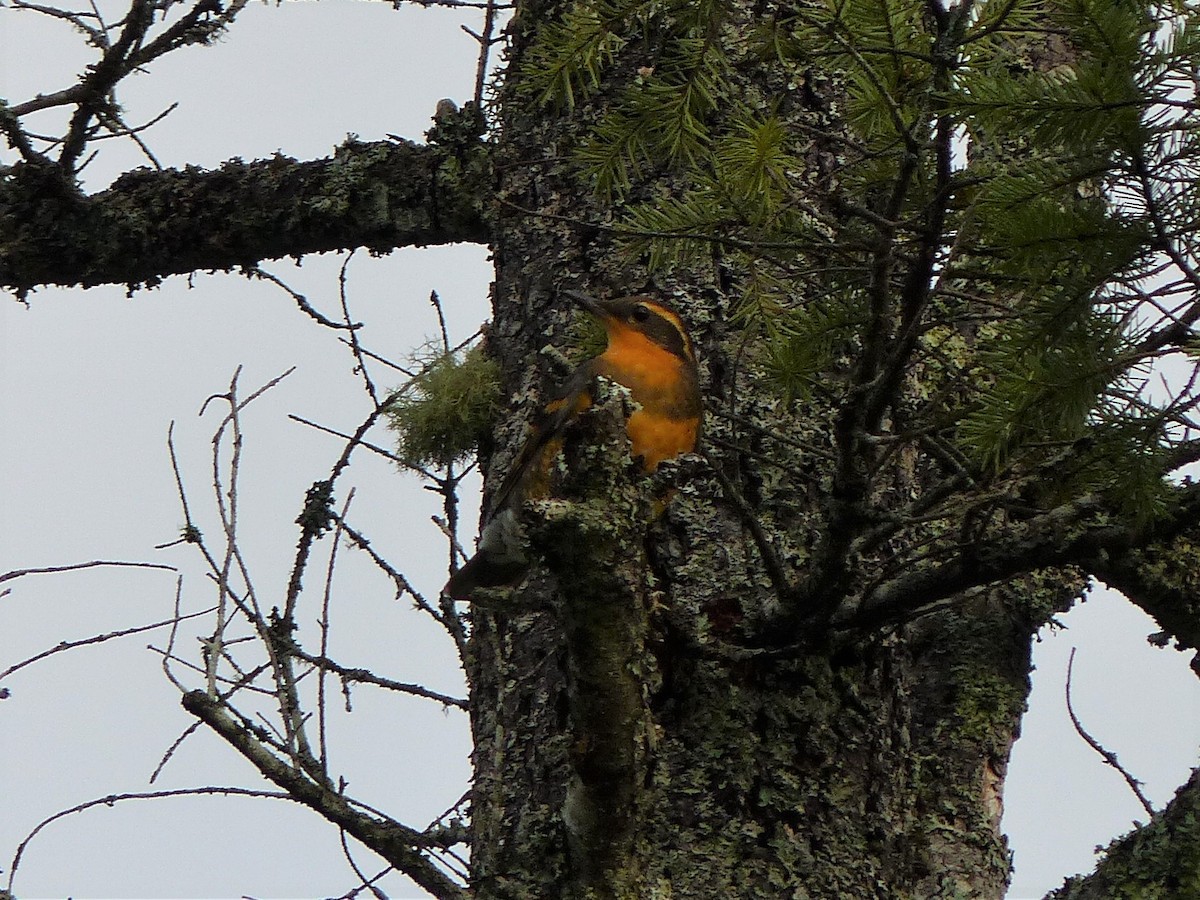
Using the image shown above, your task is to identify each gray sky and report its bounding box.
[1,3,1197,898]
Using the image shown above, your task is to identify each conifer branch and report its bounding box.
[850,483,1200,631]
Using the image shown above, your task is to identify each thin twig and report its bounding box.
[208,367,244,696]
[0,559,176,586]
[204,367,315,774]
[318,489,356,773]
[336,337,418,377]
[335,520,466,656]
[95,103,173,168]
[146,644,275,696]
[291,649,467,710]
[336,813,394,900]
[1065,647,1156,818]
[431,290,451,354]
[249,266,357,331]
[0,605,215,682]
[158,575,189,693]
[338,250,379,404]
[149,721,203,784]
[6,786,294,894]
[288,414,407,466]
[472,0,500,109]
[702,450,793,603]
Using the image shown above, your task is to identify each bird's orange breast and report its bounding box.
[595,327,701,471]
[625,408,701,471]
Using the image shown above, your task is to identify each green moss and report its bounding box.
[953,669,1025,745]
[386,344,502,469]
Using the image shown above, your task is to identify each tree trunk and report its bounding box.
[464,4,1082,897]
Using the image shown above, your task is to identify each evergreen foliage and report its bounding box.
[518,0,1200,520]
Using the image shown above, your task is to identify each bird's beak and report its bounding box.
[563,289,609,320]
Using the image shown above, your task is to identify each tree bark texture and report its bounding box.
[464,3,1084,898]
[0,134,488,294]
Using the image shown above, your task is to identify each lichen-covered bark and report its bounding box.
[464,2,1082,898]
[541,392,655,899]
[1091,533,1200,660]
[0,134,489,293]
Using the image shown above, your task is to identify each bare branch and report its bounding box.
[288,414,406,466]
[248,266,359,331]
[6,786,294,895]
[181,691,467,900]
[290,649,468,710]
[471,0,503,109]
[336,820,395,900]
[335,520,467,656]
[0,559,175,587]
[148,721,203,784]
[338,250,381,404]
[702,449,792,603]
[0,604,215,683]
[58,0,156,170]
[1066,648,1156,818]
[318,489,357,772]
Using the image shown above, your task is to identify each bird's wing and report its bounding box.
[484,361,597,520]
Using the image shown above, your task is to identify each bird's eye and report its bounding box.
[632,304,651,322]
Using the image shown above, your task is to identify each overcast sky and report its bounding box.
[2,3,1198,898]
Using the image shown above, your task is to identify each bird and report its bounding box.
[442,290,701,599]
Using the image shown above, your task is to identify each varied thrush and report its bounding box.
[443,290,701,599]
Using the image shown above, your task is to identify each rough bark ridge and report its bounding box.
[465,1,1080,897]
